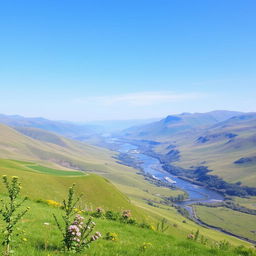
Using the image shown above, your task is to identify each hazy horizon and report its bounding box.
[0,109,248,124]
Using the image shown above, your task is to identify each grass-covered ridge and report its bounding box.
[0,159,143,217]
[0,181,255,256]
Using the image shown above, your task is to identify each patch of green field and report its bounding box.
[0,159,143,218]
[233,196,256,210]
[0,199,254,256]
[28,164,84,176]
[195,205,256,241]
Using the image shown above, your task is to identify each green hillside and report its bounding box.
[0,198,254,256]
[0,124,185,207]
[0,124,251,248]
[157,114,256,186]
[0,159,142,216]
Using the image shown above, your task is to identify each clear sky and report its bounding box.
[0,0,255,121]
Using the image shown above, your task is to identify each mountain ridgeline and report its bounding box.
[118,110,256,191]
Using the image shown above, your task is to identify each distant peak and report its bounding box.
[163,115,182,124]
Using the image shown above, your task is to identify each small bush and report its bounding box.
[0,176,29,256]
[92,207,105,218]
[53,184,101,253]
[140,242,153,252]
[105,210,120,221]
[105,232,118,241]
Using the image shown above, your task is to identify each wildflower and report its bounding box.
[46,200,62,207]
[105,232,118,241]
[122,210,132,219]
[140,242,153,251]
[91,232,102,241]
[22,238,27,242]
[187,233,195,240]
[44,222,50,226]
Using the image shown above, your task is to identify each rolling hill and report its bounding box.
[150,113,256,187]
[0,124,187,221]
[0,123,252,246]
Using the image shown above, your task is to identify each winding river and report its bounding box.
[105,139,256,244]
[115,141,224,215]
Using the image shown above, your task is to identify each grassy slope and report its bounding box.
[0,160,249,247]
[0,159,143,217]
[0,125,252,247]
[0,200,253,256]
[195,205,256,241]
[0,124,183,205]
[155,119,256,186]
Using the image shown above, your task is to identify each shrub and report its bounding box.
[234,245,255,256]
[140,242,153,252]
[105,232,118,241]
[156,218,169,233]
[105,210,120,221]
[138,222,151,229]
[216,240,231,250]
[91,207,105,218]
[0,176,29,256]
[53,184,101,253]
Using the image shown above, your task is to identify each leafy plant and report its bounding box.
[105,210,120,221]
[105,232,118,241]
[53,184,101,253]
[91,207,104,218]
[140,242,153,252]
[0,176,29,256]
[156,218,169,233]
[194,229,200,241]
[217,240,231,250]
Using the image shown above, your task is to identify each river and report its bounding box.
[115,141,224,216]
[105,139,256,244]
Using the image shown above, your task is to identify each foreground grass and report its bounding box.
[0,158,252,247]
[0,200,255,256]
[195,205,256,241]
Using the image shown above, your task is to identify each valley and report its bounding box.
[0,111,255,254]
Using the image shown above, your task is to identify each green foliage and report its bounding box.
[234,245,255,256]
[156,218,169,233]
[91,207,105,218]
[105,210,120,221]
[53,184,101,253]
[217,240,231,250]
[140,242,153,252]
[0,176,29,256]
[194,229,200,241]
[105,232,118,241]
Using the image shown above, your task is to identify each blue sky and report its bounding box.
[0,0,255,121]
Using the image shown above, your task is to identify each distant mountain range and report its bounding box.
[0,114,158,140]
[119,110,256,187]
[0,110,255,187]
[120,110,242,139]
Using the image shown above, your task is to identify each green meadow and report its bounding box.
[1,199,255,256]
[195,205,256,241]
